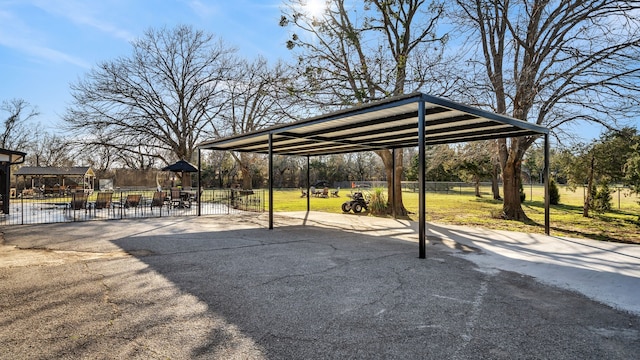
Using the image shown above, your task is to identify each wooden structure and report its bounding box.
[14,166,96,196]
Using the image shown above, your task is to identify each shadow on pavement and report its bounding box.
[110,220,640,359]
[1,214,638,359]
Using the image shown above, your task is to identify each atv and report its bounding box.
[341,191,369,213]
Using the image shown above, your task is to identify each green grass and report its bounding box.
[268,186,640,245]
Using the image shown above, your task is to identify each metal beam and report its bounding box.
[392,148,396,219]
[280,110,421,138]
[306,156,310,212]
[269,133,274,230]
[418,101,426,259]
[197,148,201,217]
[544,133,550,235]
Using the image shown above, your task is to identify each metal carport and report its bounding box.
[198,92,550,258]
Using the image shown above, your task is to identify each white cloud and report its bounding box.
[31,0,135,41]
[186,0,220,19]
[25,44,91,68]
[0,7,90,67]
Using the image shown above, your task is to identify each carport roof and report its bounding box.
[198,92,548,156]
[15,166,95,177]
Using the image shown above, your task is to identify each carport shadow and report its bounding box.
[110,222,502,358]
[4,215,640,358]
[107,216,640,358]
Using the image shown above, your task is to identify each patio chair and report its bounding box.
[320,187,329,198]
[331,187,340,197]
[150,191,167,213]
[170,187,184,208]
[124,194,143,215]
[69,192,88,212]
[93,192,114,216]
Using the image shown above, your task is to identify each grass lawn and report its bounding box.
[269,185,640,245]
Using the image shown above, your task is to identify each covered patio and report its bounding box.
[198,92,550,258]
[14,166,96,196]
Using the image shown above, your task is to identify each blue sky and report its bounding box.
[0,0,290,133]
[0,0,623,142]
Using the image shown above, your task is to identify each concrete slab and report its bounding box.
[279,211,640,315]
[0,212,638,359]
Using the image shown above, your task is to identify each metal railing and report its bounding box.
[0,188,265,225]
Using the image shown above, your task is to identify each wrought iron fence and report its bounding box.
[0,188,265,225]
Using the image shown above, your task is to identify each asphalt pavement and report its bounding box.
[0,212,638,359]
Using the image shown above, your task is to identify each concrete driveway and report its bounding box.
[1,212,638,359]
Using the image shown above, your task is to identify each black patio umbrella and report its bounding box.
[161,160,198,173]
[161,160,198,188]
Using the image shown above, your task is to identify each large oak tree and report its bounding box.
[215,57,303,189]
[452,0,640,220]
[281,0,447,215]
[64,25,237,167]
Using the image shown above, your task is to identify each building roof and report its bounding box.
[0,148,26,165]
[14,166,95,177]
[198,92,548,156]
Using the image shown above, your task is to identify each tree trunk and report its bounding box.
[501,160,528,221]
[182,173,192,188]
[393,150,406,216]
[498,135,531,221]
[376,149,407,216]
[491,164,501,200]
[241,167,251,189]
[474,176,481,197]
[239,153,252,189]
[583,154,595,217]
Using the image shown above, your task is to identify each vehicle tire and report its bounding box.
[353,203,363,213]
[342,202,351,212]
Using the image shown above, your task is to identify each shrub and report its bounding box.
[519,182,526,202]
[369,188,387,215]
[591,183,612,214]
[549,179,560,205]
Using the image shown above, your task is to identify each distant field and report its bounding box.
[268,185,640,244]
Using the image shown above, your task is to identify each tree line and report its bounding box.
[2,0,639,222]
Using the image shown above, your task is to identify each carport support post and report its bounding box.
[269,133,274,230]
[306,155,310,212]
[197,148,201,217]
[392,148,396,219]
[544,133,550,235]
[418,101,426,259]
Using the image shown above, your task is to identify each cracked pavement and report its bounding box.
[0,212,638,359]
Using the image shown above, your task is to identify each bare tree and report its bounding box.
[24,132,73,167]
[64,25,238,167]
[216,57,302,189]
[76,143,117,173]
[451,0,640,220]
[1,98,39,150]
[281,0,447,215]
